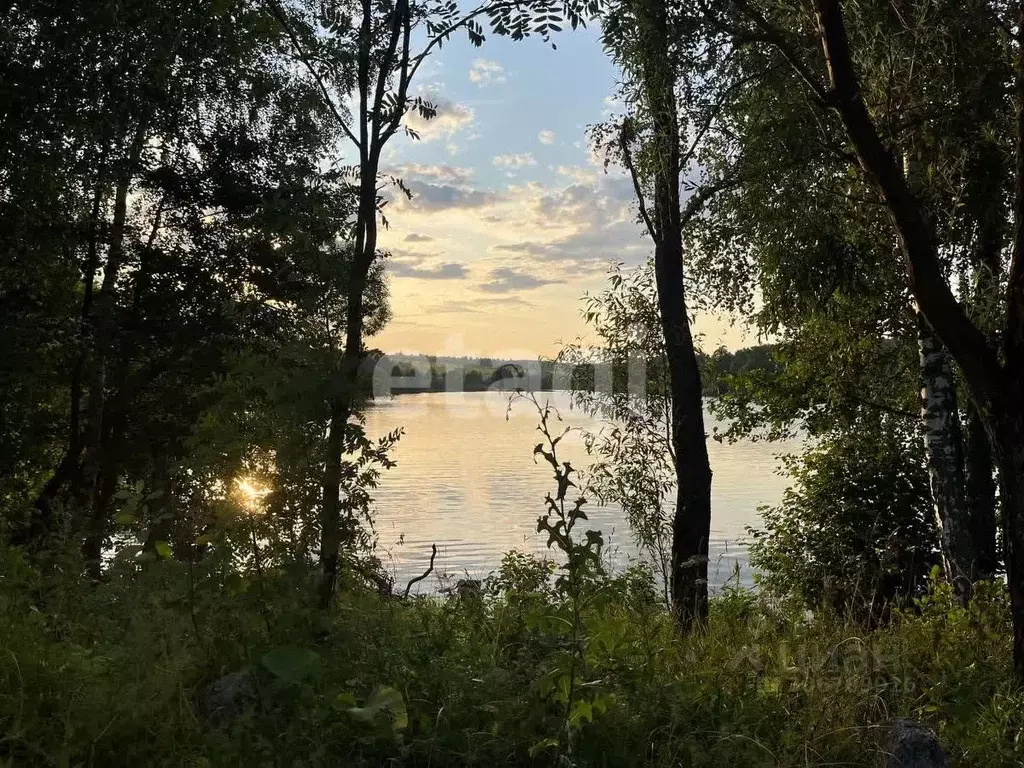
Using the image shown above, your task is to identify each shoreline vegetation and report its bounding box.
[375,345,777,396]
[2,389,1021,765]
[2,544,1021,766]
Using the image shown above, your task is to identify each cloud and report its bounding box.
[423,295,537,315]
[384,160,646,275]
[556,165,599,184]
[538,129,556,145]
[478,266,558,293]
[424,299,484,315]
[405,97,475,142]
[404,233,435,243]
[383,161,502,213]
[388,254,468,280]
[388,163,473,184]
[492,153,537,170]
[491,230,645,273]
[469,58,506,86]
[602,94,624,116]
[404,182,499,212]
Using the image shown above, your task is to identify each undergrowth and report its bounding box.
[1,545,1022,767]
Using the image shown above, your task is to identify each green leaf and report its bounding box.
[333,691,357,709]
[115,511,137,526]
[347,685,407,730]
[570,698,594,725]
[153,540,173,559]
[261,647,322,685]
[528,737,559,757]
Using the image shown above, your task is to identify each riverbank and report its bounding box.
[2,546,1020,766]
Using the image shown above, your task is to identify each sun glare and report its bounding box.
[234,476,270,512]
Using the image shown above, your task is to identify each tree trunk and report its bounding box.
[916,309,974,602]
[657,252,714,630]
[80,119,148,577]
[995,410,1024,683]
[637,0,713,630]
[964,400,998,579]
[963,253,1001,582]
[317,151,377,610]
[964,188,1003,580]
[18,177,107,545]
[89,197,167,551]
[810,0,1024,678]
[1002,0,1024,684]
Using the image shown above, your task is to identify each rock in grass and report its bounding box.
[195,671,257,730]
[882,718,947,768]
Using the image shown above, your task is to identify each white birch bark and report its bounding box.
[916,306,975,602]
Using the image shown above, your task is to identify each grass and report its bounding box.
[1,545,1023,767]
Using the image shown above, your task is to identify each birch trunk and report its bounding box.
[916,308,975,603]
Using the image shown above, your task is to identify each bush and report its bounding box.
[2,542,1022,766]
[749,415,939,622]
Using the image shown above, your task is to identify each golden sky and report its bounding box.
[367,29,755,359]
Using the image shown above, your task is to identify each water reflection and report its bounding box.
[363,391,799,593]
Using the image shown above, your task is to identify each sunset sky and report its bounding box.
[372,23,753,360]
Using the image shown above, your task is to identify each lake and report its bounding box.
[364,391,799,593]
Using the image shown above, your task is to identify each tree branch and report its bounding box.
[619,121,658,241]
[371,0,406,148]
[680,174,739,229]
[704,0,833,107]
[264,0,361,151]
[812,0,1001,408]
[381,0,414,145]
[403,543,437,598]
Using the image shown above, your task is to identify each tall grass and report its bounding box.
[1,544,1021,766]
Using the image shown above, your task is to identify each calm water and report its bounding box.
[364,391,798,593]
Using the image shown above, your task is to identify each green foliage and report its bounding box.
[2,542,1022,766]
[750,415,939,621]
[262,646,323,685]
[0,0,397,561]
[509,391,609,762]
[559,261,676,599]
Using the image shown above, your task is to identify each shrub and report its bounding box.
[749,415,939,622]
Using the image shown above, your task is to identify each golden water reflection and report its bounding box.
[363,391,800,593]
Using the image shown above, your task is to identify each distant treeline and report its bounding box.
[378,345,778,396]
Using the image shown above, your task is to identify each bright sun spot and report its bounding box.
[234,477,270,511]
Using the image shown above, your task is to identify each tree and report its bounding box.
[1,0,396,588]
[703,0,1024,679]
[559,261,677,606]
[267,0,601,608]
[672,0,1005,613]
[750,413,936,622]
[600,0,737,628]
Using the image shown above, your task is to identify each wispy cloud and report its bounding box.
[389,254,468,280]
[388,163,473,184]
[405,96,475,142]
[492,152,537,170]
[468,58,506,86]
[538,129,556,145]
[404,182,499,212]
